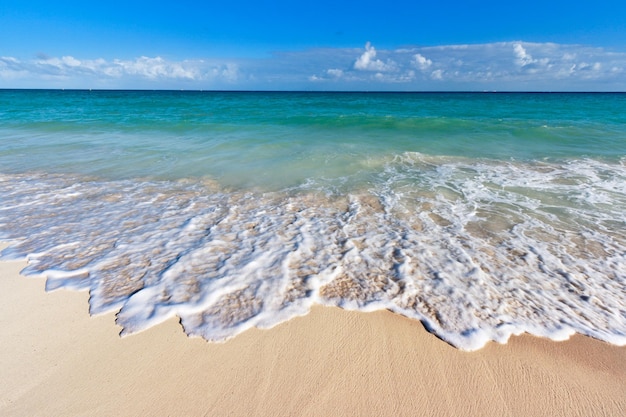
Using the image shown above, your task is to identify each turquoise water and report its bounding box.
[2,91,625,186]
[1,90,625,350]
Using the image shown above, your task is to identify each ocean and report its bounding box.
[1,90,625,350]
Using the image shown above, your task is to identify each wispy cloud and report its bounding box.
[309,41,626,90]
[0,55,241,88]
[2,41,625,90]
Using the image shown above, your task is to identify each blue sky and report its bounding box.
[1,1,626,90]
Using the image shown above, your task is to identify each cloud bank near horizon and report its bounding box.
[2,41,625,90]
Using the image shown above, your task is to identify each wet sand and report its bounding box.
[1,255,625,417]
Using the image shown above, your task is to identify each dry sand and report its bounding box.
[1,254,625,417]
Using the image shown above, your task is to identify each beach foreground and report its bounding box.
[1,256,625,417]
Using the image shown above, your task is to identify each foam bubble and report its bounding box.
[1,154,625,350]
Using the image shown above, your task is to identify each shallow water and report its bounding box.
[1,91,625,350]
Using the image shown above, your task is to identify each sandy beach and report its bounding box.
[1,253,625,417]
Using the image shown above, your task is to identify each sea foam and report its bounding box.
[1,153,625,351]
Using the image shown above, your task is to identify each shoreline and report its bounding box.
[1,256,625,416]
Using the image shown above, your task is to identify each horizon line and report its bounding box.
[2,88,625,94]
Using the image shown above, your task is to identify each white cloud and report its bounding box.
[62,56,81,67]
[2,41,626,90]
[0,56,30,80]
[0,55,241,88]
[354,42,396,72]
[327,68,344,78]
[412,53,432,70]
[1,56,19,64]
[113,56,200,80]
[513,43,551,70]
[218,63,240,82]
[431,69,444,80]
[310,41,626,90]
[514,43,534,66]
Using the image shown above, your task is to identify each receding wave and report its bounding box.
[1,153,625,350]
